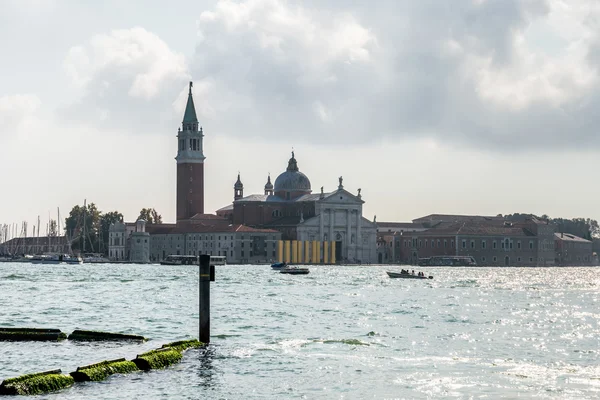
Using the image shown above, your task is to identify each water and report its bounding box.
[1,263,599,399]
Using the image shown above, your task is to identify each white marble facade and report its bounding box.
[296,188,377,263]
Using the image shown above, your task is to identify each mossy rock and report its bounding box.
[70,358,140,382]
[132,348,183,371]
[0,328,67,342]
[161,339,203,352]
[68,329,147,342]
[0,369,74,395]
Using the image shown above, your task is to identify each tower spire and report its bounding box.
[183,81,198,124]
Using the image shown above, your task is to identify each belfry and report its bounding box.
[175,82,205,221]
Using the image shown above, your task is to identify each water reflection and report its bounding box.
[197,344,217,388]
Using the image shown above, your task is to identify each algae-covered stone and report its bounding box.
[132,348,183,371]
[0,369,74,395]
[0,328,67,342]
[161,339,203,352]
[70,358,140,382]
[68,329,147,342]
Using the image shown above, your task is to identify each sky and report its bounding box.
[1,0,599,235]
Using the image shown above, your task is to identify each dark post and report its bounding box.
[199,254,211,344]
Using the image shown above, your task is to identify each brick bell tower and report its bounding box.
[176,81,205,222]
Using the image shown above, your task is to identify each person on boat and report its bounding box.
[411,270,415,275]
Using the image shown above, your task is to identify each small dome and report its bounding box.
[234,173,243,189]
[274,152,311,195]
[264,174,273,190]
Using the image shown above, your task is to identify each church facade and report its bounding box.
[217,153,377,264]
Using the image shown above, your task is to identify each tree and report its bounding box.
[65,202,102,253]
[138,208,162,224]
[48,219,58,237]
[99,211,124,255]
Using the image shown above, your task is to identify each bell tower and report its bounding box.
[176,81,205,221]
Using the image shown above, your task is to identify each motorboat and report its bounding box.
[82,253,110,264]
[387,271,432,279]
[280,266,310,275]
[31,254,83,265]
[271,262,287,270]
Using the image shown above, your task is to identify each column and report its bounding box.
[329,209,334,243]
[324,241,329,264]
[291,240,297,263]
[304,241,310,264]
[331,241,336,264]
[315,241,321,264]
[346,209,351,260]
[319,210,324,239]
[277,240,283,263]
[297,241,303,263]
[285,241,291,263]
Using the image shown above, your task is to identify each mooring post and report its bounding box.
[199,254,211,344]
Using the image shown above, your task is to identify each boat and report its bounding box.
[161,255,198,265]
[418,256,476,267]
[280,266,310,275]
[387,271,433,279]
[31,254,83,265]
[82,253,110,263]
[271,262,286,269]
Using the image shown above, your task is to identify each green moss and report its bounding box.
[70,358,140,382]
[0,370,74,395]
[68,330,147,342]
[0,328,67,341]
[161,339,203,352]
[132,348,183,371]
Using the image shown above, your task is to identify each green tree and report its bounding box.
[99,211,124,255]
[138,208,162,224]
[65,202,102,253]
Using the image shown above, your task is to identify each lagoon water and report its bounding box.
[0,263,599,399]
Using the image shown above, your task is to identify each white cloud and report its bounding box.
[62,27,190,132]
[0,94,42,139]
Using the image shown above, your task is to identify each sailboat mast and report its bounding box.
[83,199,86,254]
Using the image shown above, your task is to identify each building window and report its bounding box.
[462,240,466,249]
[444,240,447,248]
[517,257,521,262]
[529,241,533,249]
[493,256,497,262]
[482,240,486,249]
[470,240,475,249]
[425,240,428,248]
[437,240,441,247]
[451,240,454,247]
[431,240,435,248]
[509,242,513,249]
[530,257,533,262]
[241,251,244,257]
[482,256,486,263]
[493,241,497,249]
[517,241,521,249]
[419,240,422,248]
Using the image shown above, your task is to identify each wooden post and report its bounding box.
[199,254,211,344]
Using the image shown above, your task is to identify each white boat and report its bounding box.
[82,253,110,263]
[31,254,83,265]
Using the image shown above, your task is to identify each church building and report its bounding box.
[217,153,378,264]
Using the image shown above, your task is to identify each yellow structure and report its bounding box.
[285,241,291,263]
[330,241,336,264]
[278,240,283,263]
[297,241,303,264]
[277,240,337,264]
[304,241,310,264]
[291,241,298,263]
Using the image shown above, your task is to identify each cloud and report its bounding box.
[62,27,190,133]
[189,0,600,151]
[0,94,41,140]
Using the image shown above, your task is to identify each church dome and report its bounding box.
[274,152,311,195]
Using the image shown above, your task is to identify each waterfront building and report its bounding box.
[129,219,150,263]
[554,232,593,266]
[376,214,576,266]
[108,221,127,261]
[217,153,378,263]
[0,236,70,256]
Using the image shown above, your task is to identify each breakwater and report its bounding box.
[1,262,599,399]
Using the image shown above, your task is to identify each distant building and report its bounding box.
[129,219,150,263]
[216,154,378,263]
[108,222,127,261]
[554,232,593,266]
[377,214,565,266]
[0,236,70,256]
